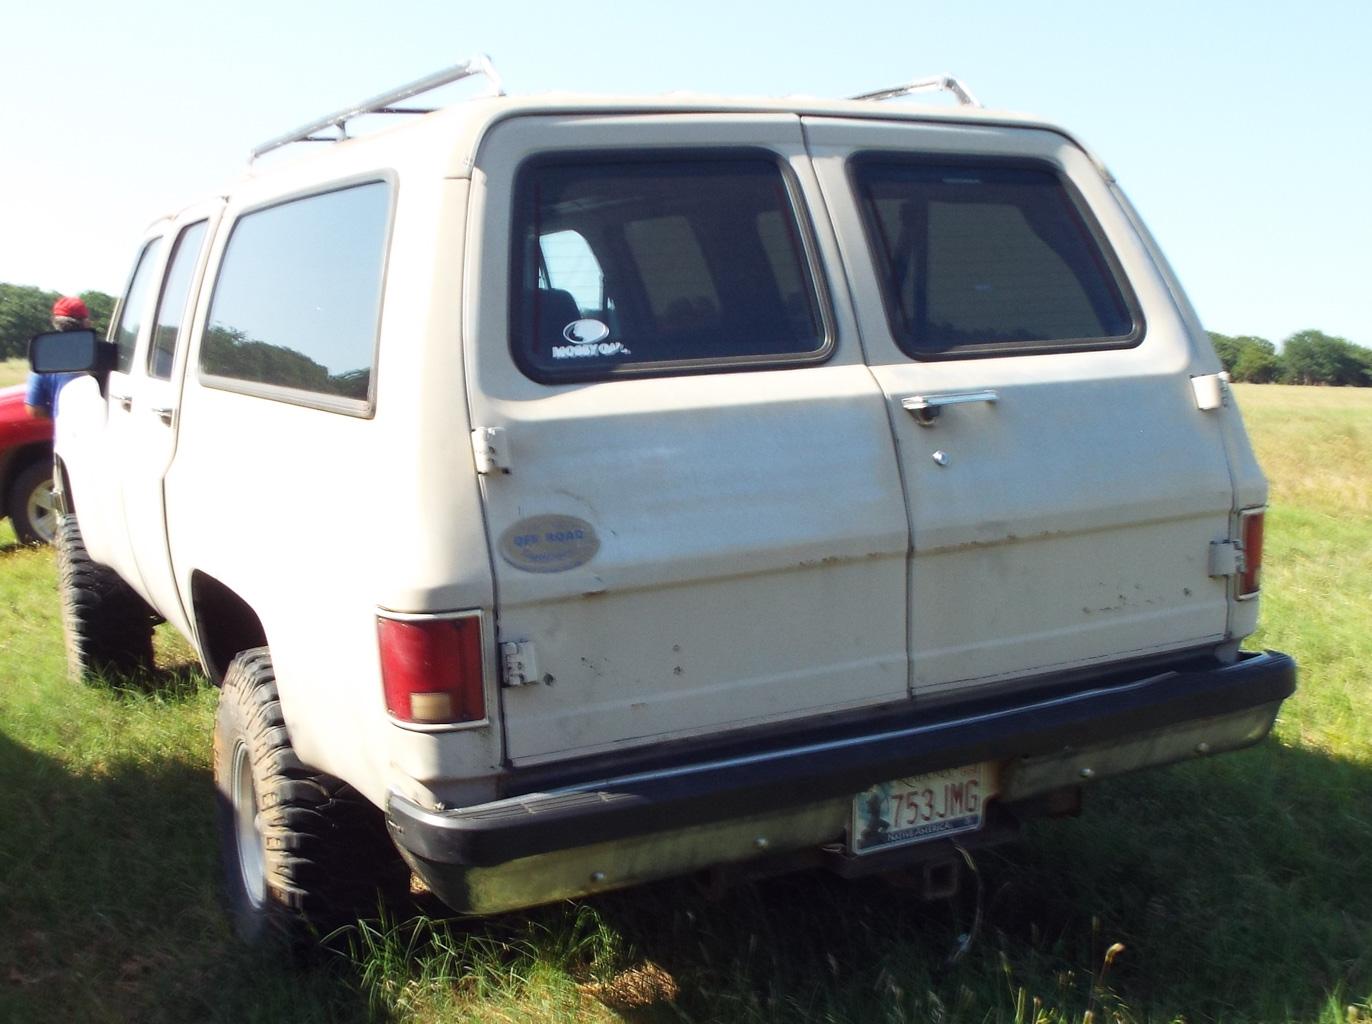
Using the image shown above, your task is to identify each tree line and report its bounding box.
[0,283,116,360]
[1208,329,1372,387]
[3,279,1370,386]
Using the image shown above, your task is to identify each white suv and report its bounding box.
[31,61,1295,944]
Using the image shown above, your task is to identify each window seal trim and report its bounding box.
[196,372,375,417]
[506,147,837,385]
[194,171,397,418]
[846,152,1146,362]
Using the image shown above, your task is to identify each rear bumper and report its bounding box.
[387,649,1295,913]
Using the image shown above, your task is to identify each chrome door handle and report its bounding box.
[901,389,998,426]
[149,404,174,423]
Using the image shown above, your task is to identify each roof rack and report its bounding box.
[851,74,982,108]
[250,55,505,161]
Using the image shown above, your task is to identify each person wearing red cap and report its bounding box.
[25,297,93,419]
[50,296,93,331]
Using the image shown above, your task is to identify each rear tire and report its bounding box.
[6,459,57,546]
[55,513,155,681]
[213,648,409,947]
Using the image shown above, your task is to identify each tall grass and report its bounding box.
[0,384,1369,1022]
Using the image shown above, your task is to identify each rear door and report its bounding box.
[804,118,1236,699]
[117,201,221,634]
[466,114,911,764]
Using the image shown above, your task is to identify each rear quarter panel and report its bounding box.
[165,158,499,810]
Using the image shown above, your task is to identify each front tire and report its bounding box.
[55,513,155,681]
[213,648,408,947]
[7,459,57,546]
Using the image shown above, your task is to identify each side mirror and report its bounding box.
[28,329,114,374]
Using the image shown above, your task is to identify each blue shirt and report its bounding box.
[25,371,83,418]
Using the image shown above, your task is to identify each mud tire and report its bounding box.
[213,648,409,947]
[55,512,155,681]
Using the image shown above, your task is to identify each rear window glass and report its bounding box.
[513,156,826,380]
[853,160,1135,358]
[200,180,390,406]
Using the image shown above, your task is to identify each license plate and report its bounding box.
[850,763,992,854]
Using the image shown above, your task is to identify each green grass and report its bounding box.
[1,357,27,387]
[1,384,1369,1023]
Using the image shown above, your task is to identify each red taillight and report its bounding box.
[1237,508,1265,599]
[377,614,486,724]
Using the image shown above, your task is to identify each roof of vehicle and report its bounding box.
[239,90,1105,179]
[147,87,1109,229]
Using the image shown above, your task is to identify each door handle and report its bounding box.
[109,390,133,411]
[901,389,998,426]
[149,404,174,423]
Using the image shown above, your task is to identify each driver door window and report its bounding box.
[148,221,208,380]
[111,238,165,374]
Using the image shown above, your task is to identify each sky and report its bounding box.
[1,0,1368,347]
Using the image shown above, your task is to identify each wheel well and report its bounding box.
[1,443,52,497]
[190,572,268,685]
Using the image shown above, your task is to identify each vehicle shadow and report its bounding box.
[438,734,1372,1023]
[0,728,390,1024]
[6,682,1366,1022]
[0,534,47,559]
[95,657,207,697]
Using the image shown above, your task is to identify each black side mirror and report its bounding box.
[28,329,115,374]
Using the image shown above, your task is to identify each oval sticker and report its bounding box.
[561,318,611,344]
[499,515,600,574]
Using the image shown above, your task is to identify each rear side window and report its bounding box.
[853,160,1136,359]
[513,155,827,380]
[200,180,390,406]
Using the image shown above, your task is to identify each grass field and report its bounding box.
[1,357,28,387]
[1,383,1369,1023]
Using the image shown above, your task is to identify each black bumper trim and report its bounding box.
[387,650,1295,868]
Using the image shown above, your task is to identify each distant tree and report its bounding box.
[1233,344,1283,383]
[0,283,58,360]
[1281,329,1372,386]
[0,284,117,360]
[1207,332,1243,375]
[1207,331,1283,383]
[78,290,116,337]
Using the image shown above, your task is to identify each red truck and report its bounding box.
[0,384,55,545]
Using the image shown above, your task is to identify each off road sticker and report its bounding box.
[551,319,628,360]
[499,515,600,573]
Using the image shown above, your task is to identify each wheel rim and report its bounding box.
[25,477,57,545]
[231,741,268,908]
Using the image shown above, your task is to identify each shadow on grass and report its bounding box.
[92,658,208,699]
[0,728,393,1024]
[981,737,1372,1021]
[4,707,1367,1022]
[374,735,1371,1023]
[0,538,44,559]
[660,738,1368,1023]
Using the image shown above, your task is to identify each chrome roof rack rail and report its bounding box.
[851,74,982,108]
[250,55,505,161]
